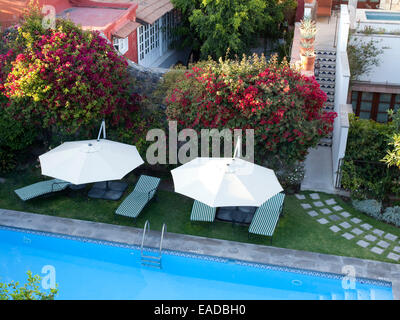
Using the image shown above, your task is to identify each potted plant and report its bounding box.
[301,50,316,71]
[300,40,314,56]
[299,18,317,44]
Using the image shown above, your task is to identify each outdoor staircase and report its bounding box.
[315,48,337,148]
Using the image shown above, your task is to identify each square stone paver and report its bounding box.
[342,233,355,240]
[320,208,332,215]
[317,218,329,225]
[356,240,370,248]
[372,229,385,237]
[329,214,341,221]
[387,252,400,262]
[351,228,364,236]
[365,234,377,242]
[310,193,320,200]
[313,201,324,207]
[295,194,306,200]
[371,247,384,255]
[377,240,390,248]
[329,225,341,233]
[307,210,319,217]
[384,233,398,242]
[350,217,362,224]
[339,222,352,229]
[301,203,312,210]
[393,246,400,253]
[340,211,351,218]
[325,198,336,205]
[360,223,373,231]
[332,205,343,211]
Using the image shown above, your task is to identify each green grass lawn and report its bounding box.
[1,167,400,264]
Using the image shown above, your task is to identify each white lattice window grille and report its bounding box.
[137,10,179,67]
[113,37,129,55]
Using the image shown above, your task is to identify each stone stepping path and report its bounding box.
[296,193,400,263]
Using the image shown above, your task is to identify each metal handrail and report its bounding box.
[140,220,150,256]
[159,223,167,256]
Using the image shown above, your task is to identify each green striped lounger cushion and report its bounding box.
[115,175,161,219]
[14,179,70,201]
[248,193,285,236]
[190,200,216,222]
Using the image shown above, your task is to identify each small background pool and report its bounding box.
[0,227,393,300]
[366,11,400,21]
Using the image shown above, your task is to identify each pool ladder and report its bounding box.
[140,220,167,269]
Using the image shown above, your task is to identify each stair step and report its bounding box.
[319,83,335,89]
[315,49,336,56]
[142,254,161,261]
[315,76,335,82]
[316,57,336,64]
[317,70,336,76]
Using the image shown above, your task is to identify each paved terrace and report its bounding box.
[0,208,399,299]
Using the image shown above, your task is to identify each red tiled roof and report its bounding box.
[92,0,173,24]
[113,20,140,38]
[135,0,173,24]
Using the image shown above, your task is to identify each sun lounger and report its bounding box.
[115,175,160,222]
[190,200,216,222]
[14,179,71,201]
[248,193,285,244]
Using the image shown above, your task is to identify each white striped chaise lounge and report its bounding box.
[190,200,216,222]
[115,175,161,222]
[14,179,71,201]
[248,193,285,244]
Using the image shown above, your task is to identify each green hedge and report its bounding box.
[340,114,400,201]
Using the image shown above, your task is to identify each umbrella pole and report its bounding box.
[97,119,106,141]
[233,136,241,159]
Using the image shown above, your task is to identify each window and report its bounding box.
[113,37,129,55]
[137,9,179,67]
[351,91,399,123]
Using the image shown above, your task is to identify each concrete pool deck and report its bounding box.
[0,208,399,300]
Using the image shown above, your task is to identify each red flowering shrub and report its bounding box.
[165,55,337,164]
[0,9,141,136]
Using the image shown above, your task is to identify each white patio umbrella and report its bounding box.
[171,157,283,207]
[39,121,144,185]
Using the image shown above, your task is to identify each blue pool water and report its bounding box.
[366,11,400,21]
[0,227,393,300]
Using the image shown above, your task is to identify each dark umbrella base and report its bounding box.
[216,206,257,225]
[88,181,128,200]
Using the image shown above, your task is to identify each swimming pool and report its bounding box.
[0,226,393,300]
[366,11,400,21]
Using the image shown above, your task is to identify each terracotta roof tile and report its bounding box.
[113,20,140,38]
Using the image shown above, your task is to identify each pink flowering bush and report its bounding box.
[0,8,142,140]
[166,55,337,164]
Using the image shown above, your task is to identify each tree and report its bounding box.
[165,54,336,166]
[0,271,58,300]
[382,110,400,169]
[171,0,296,60]
[347,33,384,82]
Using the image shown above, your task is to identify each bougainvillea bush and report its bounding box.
[165,54,336,166]
[1,11,140,134]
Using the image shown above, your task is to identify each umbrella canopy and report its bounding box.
[171,157,283,207]
[39,139,144,185]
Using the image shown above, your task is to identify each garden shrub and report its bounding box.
[382,206,400,227]
[352,199,400,227]
[340,114,400,201]
[0,5,148,158]
[165,54,336,168]
[352,199,382,217]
